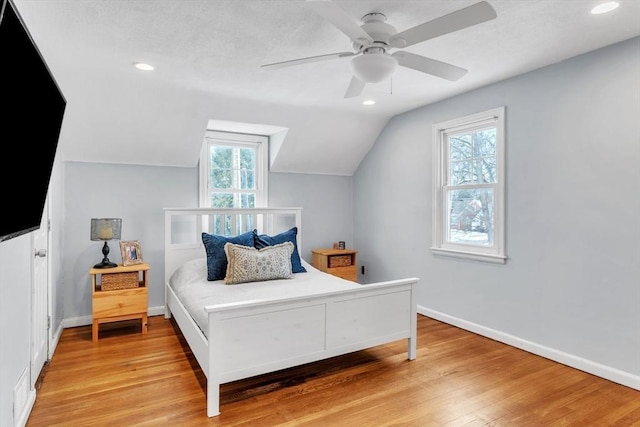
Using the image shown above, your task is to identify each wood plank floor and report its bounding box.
[27,315,640,426]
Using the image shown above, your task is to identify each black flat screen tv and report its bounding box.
[0,0,66,242]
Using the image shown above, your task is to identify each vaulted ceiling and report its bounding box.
[14,0,640,175]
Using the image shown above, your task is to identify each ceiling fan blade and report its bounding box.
[261,51,356,70]
[344,76,366,98]
[393,51,467,81]
[389,1,497,48]
[306,0,373,46]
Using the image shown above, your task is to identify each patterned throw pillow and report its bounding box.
[223,241,294,285]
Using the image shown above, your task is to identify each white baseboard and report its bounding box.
[419,306,640,391]
[14,389,35,427]
[62,305,166,329]
[48,322,63,360]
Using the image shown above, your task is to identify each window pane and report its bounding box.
[211,169,232,189]
[211,193,233,208]
[474,157,496,184]
[240,193,255,208]
[239,147,255,169]
[447,188,494,246]
[449,127,497,186]
[210,147,232,189]
[240,170,255,190]
[473,128,496,157]
[450,160,473,185]
[238,147,256,190]
[211,147,232,167]
[450,134,472,161]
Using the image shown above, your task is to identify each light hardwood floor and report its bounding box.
[27,315,640,426]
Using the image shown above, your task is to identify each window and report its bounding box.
[431,107,506,263]
[199,131,268,234]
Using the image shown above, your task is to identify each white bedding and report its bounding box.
[168,258,362,337]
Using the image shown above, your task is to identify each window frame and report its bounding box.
[199,130,269,209]
[431,107,506,264]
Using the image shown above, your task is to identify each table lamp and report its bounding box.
[90,218,122,268]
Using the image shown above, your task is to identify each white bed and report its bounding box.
[164,207,419,417]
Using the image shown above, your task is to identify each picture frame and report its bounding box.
[120,240,143,266]
[338,241,346,250]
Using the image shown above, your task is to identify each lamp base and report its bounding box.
[94,241,118,268]
[93,261,118,269]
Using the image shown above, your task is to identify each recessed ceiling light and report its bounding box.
[133,62,154,71]
[362,99,375,106]
[591,2,619,14]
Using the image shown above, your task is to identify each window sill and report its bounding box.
[430,247,507,264]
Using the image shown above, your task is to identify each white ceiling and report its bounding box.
[13,0,640,175]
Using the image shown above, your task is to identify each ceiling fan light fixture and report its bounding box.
[350,52,398,83]
[591,2,619,14]
[133,62,154,71]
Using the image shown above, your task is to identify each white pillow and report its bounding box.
[223,242,294,285]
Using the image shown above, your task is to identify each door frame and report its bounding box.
[30,195,52,387]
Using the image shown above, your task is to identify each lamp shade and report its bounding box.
[350,52,398,83]
[90,218,122,241]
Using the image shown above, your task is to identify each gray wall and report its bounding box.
[62,163,353,321]
[270,172,354,259]
[354,37,640,384]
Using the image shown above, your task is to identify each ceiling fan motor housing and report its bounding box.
[349,12,399,83]
[359,12,397,47]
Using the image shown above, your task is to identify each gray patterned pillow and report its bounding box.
[223,241,294,285]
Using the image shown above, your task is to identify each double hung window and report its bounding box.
[431,107,506,263]
[199,131,268,234]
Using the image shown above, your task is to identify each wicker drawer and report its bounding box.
[101,272,138,290]
[328,254,352,268]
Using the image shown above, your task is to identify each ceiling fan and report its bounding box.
[261,0,497,98]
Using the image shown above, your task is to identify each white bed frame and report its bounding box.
[164,207,418,417]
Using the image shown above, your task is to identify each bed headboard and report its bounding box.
[164,207,302,283]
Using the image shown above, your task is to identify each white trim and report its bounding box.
[418,306,640,391]
[48,321,63,360]
[14,391,35,427]
[430,247,507,264]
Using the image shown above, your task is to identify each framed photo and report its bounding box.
[120,240,143,266]
[338,241,346,250]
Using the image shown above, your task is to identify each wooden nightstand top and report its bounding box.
[311,248,357,256]
[90,263,149,275]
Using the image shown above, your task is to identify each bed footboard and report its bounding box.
[205,278,418,417]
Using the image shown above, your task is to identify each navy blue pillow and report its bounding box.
[202,230,256,281]
[254,227,307,273]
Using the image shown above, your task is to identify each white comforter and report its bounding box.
[168,258,362,336]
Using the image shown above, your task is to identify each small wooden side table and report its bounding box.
[90,263,149,342]
[311,248,358,282]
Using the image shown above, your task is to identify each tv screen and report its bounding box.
[0,0,66,242]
